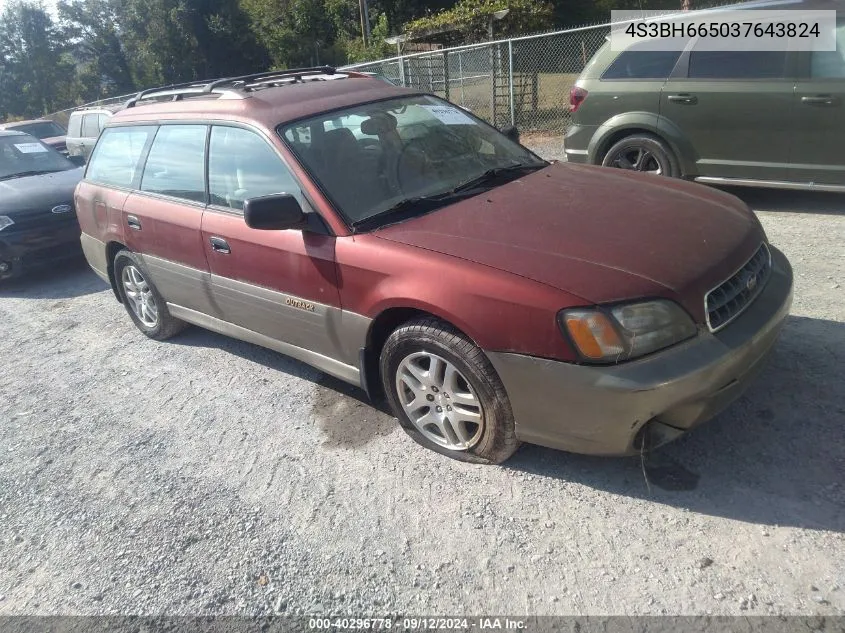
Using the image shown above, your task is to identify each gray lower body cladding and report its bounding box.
[486,246,793,456]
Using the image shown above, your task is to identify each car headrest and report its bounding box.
[361,113,398,136]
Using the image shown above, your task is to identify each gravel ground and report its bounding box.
[1,150,844,617]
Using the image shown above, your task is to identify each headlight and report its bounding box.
[559,299,697,363]
[0,216,14,231]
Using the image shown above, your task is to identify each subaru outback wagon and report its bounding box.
[76,67,793,464]
[565,8,845,190]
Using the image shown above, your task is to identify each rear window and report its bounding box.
[9,121,66,139]
[68,113,83,137]
[81,114,100,138]
[688,50,787,79]
[87,126,155,189]
[602,50,682,79]
[140,125,208,203]
[811,20,845,78]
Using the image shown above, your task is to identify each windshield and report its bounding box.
[8,121,66,139]
[0,134,74,180]
[280,95,547,227]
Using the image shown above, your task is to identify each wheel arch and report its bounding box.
[360,305,478,402]
[588,113,695,176]
[105,240,127,303]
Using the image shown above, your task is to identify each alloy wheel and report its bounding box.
[395,351,484,451]
[121,265,159,328]
[607,146,663,175]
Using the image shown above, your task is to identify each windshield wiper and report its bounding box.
[447,162,546,195]
[0,170,60,181]
[350,162,547,233]
[350,193,459,232]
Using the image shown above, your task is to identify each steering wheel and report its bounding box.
[395,138,436,193]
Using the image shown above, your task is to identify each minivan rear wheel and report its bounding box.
[380,317,520,464]
[601,134,679,177]
[114,250,186,341]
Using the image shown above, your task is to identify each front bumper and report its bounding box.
[0,221,82,280]
[486,246,794,456]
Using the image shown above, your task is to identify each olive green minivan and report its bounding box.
[564,12,845,190]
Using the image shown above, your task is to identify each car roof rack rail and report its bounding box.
[125,66,341,108]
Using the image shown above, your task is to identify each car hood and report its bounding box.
[0,167,83,216]
[374,162,764,321]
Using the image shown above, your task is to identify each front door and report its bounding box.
[121,124,217,316]
[200,125,349,366]
[789,22,845,186]
[660,41,795,181]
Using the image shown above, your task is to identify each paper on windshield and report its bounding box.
[13,143,48,154]
[421,105,475,126]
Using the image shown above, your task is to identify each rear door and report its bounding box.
[573,44,680,156]
[121,124,217,316]
[200,124,350,367]
[660,39,796,181]
[79,125,157,273]
[80,114,101,159]
[789,21,845,185]
[66,113,84,157]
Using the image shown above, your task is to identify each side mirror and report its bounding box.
[244,193,306,231]
[67,154,86,167]
[501,125,520,144]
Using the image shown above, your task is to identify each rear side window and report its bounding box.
[68,114,82,137]
[602,50,682,79]
[97,113,110,132]
[688,50,787,79]
[208,126,299,211]
[140,125,208,203]
[811,21,845,78]
[81,114,100,138]
[87,126,156,189]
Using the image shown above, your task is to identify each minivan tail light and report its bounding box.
[569,86,588,112]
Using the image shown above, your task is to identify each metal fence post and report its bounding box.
[443,51,450,101]
[508,39,515,126]
[399,55,406,87]
[458,51,465,106]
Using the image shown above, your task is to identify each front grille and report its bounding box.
[705,243,771,332]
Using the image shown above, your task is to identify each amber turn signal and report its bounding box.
[561,310,625,360]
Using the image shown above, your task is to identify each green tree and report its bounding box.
[403,0,554,41]
[58,0,136,98]
[0,1,74,117]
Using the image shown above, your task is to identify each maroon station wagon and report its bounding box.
[75,67,793,464]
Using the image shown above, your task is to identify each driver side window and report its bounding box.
[208,126,299,211]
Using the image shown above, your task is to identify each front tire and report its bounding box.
[601,134,679,177]
[380,317,520,464]
[114,250,186,341]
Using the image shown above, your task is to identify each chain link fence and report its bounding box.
[342,0,739,135]
[343,23,612,136]
[45,93,136,128]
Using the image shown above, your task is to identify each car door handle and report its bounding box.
[209,237,231,254]
[126,215,142,231]
[801,95,839,106]
[667,94,698,105]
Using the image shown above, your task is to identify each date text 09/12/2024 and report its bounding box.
[308,618,527,630]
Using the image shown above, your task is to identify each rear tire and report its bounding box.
[380,317,520,464]
[113,249,186,341]
[601,134,679,178]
